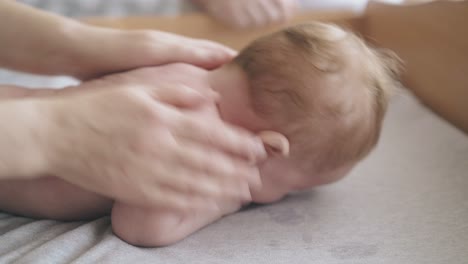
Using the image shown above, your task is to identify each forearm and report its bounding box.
[0,85,59,100]
[0,1,78,74]
[0,98,50,180]
[0,1,93,77]
[0,177,112,221]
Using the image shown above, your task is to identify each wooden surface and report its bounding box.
[85,1,468,133]
[364,0,468,133]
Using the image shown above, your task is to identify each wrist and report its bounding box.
[0,0,92,77]
[18,18,91,78]
[0,99,53,179]
[32,97,74,179]
[64,25,134,80]
[51,22,100,78]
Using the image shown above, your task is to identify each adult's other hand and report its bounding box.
[39,81,264,210]
[193,0,298,29]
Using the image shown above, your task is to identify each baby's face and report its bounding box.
[208,64,312,202]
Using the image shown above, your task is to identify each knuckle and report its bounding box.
[138,100,160,122]
[181,118,200,135]
[172,195,190,212]
[217,157,236,176]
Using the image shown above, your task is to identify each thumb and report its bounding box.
[174,40,237,70]
[150,84,218,108]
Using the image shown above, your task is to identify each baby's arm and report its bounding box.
[111,198,242,247]
[0,177,112,221]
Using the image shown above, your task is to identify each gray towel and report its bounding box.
[1,90,467,264]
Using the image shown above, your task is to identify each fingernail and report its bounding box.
[209,90,221,101]
[254,139,267,159]
[226,49,238,57]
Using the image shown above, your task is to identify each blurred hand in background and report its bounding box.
[192,0,298,28]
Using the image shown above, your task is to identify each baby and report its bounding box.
[0,22,401,246]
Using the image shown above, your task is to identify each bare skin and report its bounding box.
[0,0,236,79]
[0,64,313,247]
[192,0,298,29]
[0,1,268,210]
[0,21,387,247]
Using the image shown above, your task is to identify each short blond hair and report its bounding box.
[234,22,402,180]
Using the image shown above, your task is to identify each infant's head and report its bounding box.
[211,22,401,202]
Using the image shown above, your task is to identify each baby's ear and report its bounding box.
[258,131,290,158]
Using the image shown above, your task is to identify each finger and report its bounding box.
[261,0,282,24]
[150,32,237,69]
[153,154,253,205]
[158,159,225,199]
[196,39,238,57]
[148,84,217,108]
[240,181,253,205]
[258,0,279,27]
[166,137,262,191]
[202,1,240,28]
[255,0,280,26]
[228,3,250,29]
[176,38,237,69]
[277,0,298,20]
[244,2,263,28]
[126,165,196,210]
[270,0,286,23]
[171,114,267,162]
[163,164,252,205]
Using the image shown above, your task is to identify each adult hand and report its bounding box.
[69,27,237,80]
[193,0,298,29]
[0,1,235,80]
[38,79,265,210]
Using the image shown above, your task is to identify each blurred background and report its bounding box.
[3,0,405,89]
[18,0,404,18]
